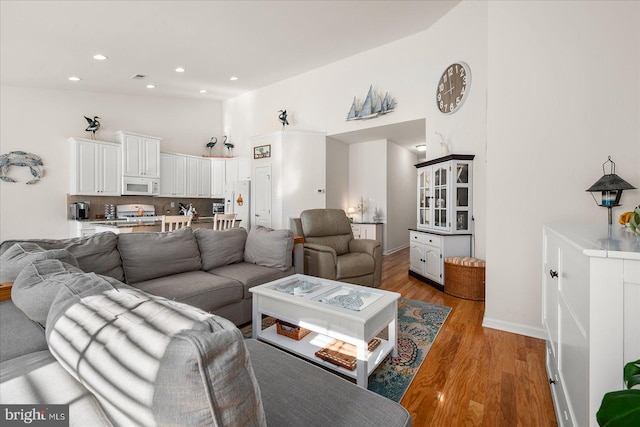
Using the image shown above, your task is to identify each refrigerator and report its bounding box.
[224,180,251,231]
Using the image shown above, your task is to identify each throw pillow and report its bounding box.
[244,226,293,271]
[117,227,202,284]
[46,285,266,427]
[194,227,247,270]
[11,259,83,326]
[0,242,79,283]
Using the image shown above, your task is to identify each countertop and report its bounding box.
[545,224,640,260]
[78,217,239,229]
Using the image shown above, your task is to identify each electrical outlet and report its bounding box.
[171,202,175,208]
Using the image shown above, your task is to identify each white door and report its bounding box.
[254,165,271,228]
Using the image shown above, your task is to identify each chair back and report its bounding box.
[214,213,237,230]
[300,209,353,255]
[161,215,192,232]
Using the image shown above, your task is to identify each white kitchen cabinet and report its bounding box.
[225,157,251,184]
[116,131,161,178]
[542,224,640,427]
[211,159,226,198]
[159,153,187,197]
[408,230,471,288]
[186,156,211,198]
[68,137,121,196]
[351,223,383,241]
[68,220,97,238]
[416,154,474,234]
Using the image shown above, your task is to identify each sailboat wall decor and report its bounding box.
[346,85,396,121]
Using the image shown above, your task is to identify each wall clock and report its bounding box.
[436,62,471,114]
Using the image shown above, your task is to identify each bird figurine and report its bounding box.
[224,135,234,155]
[278,110,289,129]
[84,116,101,139]
[206,137,217,156]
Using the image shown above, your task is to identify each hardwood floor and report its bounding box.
[380,248,557,427]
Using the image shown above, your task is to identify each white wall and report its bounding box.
[0,86,223,240]
[349,140,387,224]
[325,137,350,210]
[251,130,327,229]
[484,0,640,337]
[387,141,418,253]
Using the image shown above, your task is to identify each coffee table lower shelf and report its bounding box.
[257,324,394,380]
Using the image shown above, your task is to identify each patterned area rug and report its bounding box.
[240,297,451,403]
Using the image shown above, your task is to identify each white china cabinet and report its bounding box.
[409,154,474,289]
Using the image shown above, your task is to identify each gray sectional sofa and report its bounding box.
[0,227,411,426]
[1,227,295,326]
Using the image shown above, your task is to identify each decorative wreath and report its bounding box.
[0,151,44,184]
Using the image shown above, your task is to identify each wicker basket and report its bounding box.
[276,320,311,340]
[444,257,486,301]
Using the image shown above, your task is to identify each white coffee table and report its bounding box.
[250,274,400,388]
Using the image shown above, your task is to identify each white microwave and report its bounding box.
[122,177,159,196]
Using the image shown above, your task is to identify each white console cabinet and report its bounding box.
[542,224,640,427]
[351,223,382,241]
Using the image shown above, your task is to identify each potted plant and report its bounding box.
[596,359,640,426]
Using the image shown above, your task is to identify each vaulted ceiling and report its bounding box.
[1,1,459,101]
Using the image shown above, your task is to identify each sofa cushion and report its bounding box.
[209,263,294,299]
[46,283,266,427]
[0,350,114,426]
[11,259,83,326]
[245,339,411,427]
[0,300,47,363]
[0,233,124,282]
[336,252,375,279]
[194,227,247,270]
[244,226,293,271]
[0,242,78,283]
[117,227,202,284]
[132,270,243,312]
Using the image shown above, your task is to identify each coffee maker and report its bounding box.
[70,202,90,220]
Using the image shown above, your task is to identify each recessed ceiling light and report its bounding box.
[146,84,155,89]
[68,76,81,81]
[230,76,238,81]
[175,67,186,73]
[93,54,108,61]
[416,144,427,152]
[199,89,207,94]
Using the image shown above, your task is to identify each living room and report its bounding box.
[1,1,639,426]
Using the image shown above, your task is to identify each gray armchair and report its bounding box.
[292,209,382,288]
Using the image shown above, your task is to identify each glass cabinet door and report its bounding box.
[454,162,471,232]
[433,165,450,231]
[417,167,431,228]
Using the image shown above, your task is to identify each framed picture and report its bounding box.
[253,144,271,159]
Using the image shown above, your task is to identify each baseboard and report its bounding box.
[482,317,546,340]
[408,270,444,292]
[383,243,409,256]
